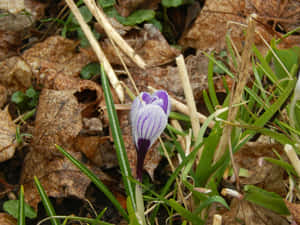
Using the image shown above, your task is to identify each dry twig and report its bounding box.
[83,0,146,69]
[65,0,124,102]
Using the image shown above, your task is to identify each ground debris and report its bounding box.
[23,36,94,89]
[0,56,32,94]
[0,213,17,225]
[0,107,16,163]
[0,0,46,32]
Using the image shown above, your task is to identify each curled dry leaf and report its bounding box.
[0,213,17,225]
[31,89,82,158]
[0,56,32,94]
[23,36,94,88]
[20,89,102,209]
[0,0,46,31]
[100,24,180,67]
[0,107,16,163]
[285,201,300,225]
[0,30,21,61]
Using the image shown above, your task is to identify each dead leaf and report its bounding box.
[94,18,133,36]
[0,213,17,225]
[285,200,300,225]
[74,136,118,168]
[31,89,82,158]
[0,84,7,108]
[0,107,16,163]
[179,0,245,52]
[234,143,287,196]
[23,36,94,88]
[0,0,46,31]
[0,30,21,61]
[101,24,180,67]
[0,56,32,94]
[22,149,99,209]
[115,0,160,17]
[20,88,111,209]
[220,199,289,225]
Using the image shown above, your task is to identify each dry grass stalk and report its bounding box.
[83,0,146,69]
[65,0,124,102]
[213,14,257,163]
[284,144,300,177]
[148,86,215,128]
[176,54,201,140]
[212,215,222,225]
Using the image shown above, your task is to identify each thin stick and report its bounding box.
[284,144,300,177]
[148,86,215,128]
[65,0,124,102]
[83,0,146,69]
[213,14,256,162]
[176,54,200,140]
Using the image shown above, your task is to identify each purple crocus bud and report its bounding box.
[130,90,171,181]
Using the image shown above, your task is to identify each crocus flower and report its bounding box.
[130,90,171,181]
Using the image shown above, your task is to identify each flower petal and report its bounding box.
[152,90,171,115]
[134,104,168,150]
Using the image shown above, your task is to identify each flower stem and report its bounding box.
[135,184,147,225]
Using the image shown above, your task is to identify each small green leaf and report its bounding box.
[244,185,290,215]
[193,195,229,214]
[162,0,194,8]
[121,10,155,26]
[77,27,101,48]
[71,6,93,25]
[3,200,37,219]
[80,62,101,79]
[11,91,26,105]
[98,0,115,8]
[273,48,298,79]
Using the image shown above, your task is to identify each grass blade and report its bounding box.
[55,145,128,220]
[100,65,136,210]
[17,185,25,225]
[34,177,61,225]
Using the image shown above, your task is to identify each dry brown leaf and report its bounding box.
[23,36,94,88]
[115,0,160,17]
[234,143,287,196]
[285,201,300,225]
[179,0,245,52]
[101,24,180,67]
[180,0,300,52]
[0,84,7,108]
[0,30,21,61]
[0,0,46,31]
[0,107,16,163]
[22,150,100,209]
[74,136,118,168]
[31,89,82,158]
[0,213,17,225]
[20,89,108,209]
[219,199,289,225]
[0,56,32,94]
[94,18,133,36]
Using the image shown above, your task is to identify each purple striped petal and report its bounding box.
[130,90,170,181]
[152,90,171,115]
[134,104,168,150]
